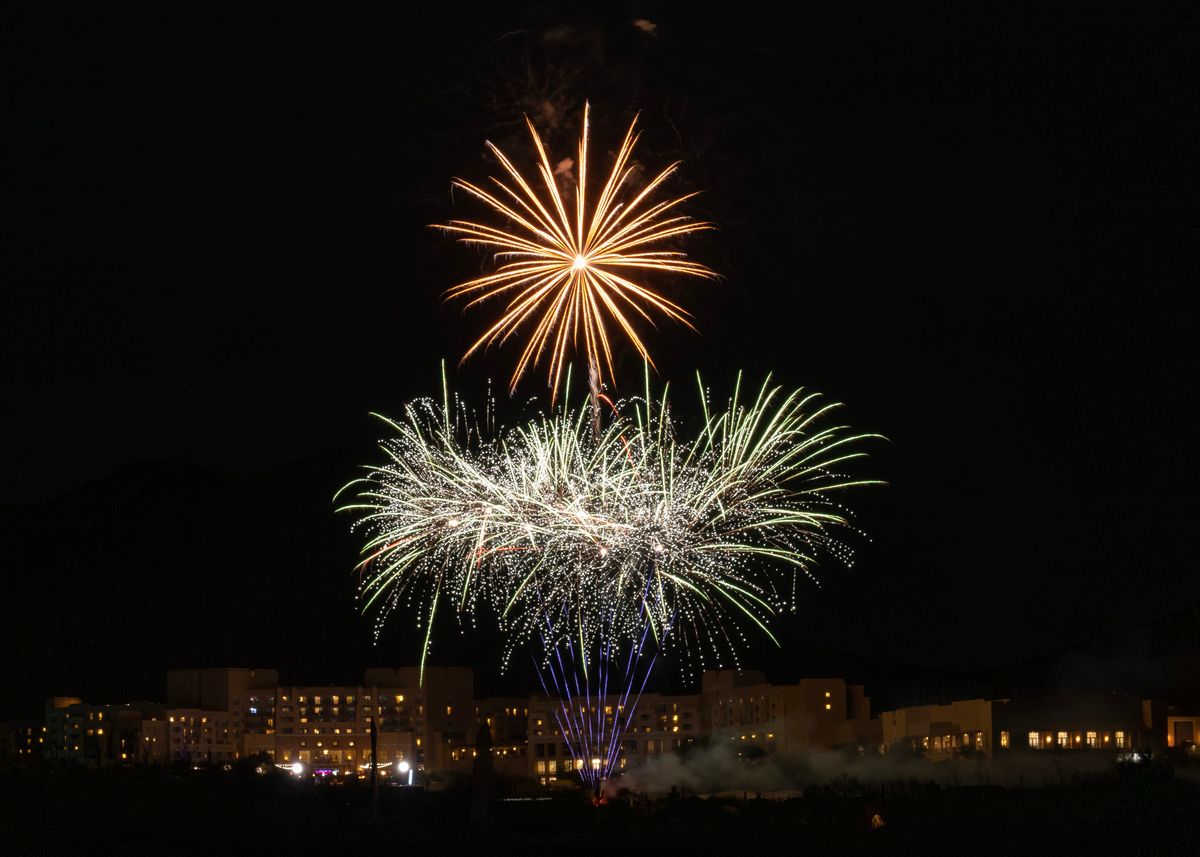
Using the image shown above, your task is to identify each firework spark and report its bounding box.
[439,104,715,397]
[337,367,880,692]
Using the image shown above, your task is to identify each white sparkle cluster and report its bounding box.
[338,369,880,680]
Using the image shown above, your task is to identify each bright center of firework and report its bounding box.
[571,254,589,272]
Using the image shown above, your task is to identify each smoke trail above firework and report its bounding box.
[439,104,715,397]
[337,367,881,687]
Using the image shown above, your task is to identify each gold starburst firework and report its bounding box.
[440,104,715,397]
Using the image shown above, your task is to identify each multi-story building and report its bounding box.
[166,668,279,766]
[27,663,1191,779]
[459,697,529,775]
[43,696,82,761]
[166,708,240,766]
[701,670,882,754]
[43,698,166,766]
[240,667,476,773]
[881,694,1155,758]
[526,692,704,784]
[881,699,995,757]
[0,720,44,763]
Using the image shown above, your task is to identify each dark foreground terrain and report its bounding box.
[4,765,1199,856]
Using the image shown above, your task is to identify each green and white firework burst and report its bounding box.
[336,366,881,682]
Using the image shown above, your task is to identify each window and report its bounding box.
[1115,731,1127,748]
[535,761,545,774]
[1086,731,1098,748]
[1000,731,1010,749]
[1057,732,1069,748]
[1028,732,1041,749]
[824,703,831,710]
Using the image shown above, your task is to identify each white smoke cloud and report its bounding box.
[611,743,1122,796]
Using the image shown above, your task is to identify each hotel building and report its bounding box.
[12,665,1194,776]
[881,694,1163,758]
[701,669,881,754]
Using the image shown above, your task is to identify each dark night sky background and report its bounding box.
[3,4,1197,716]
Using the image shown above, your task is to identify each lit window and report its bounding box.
[535,761,545,774]
[395,695,404,704]
[1000,731,1010,748]
[824,691,831,698]
[1086,731,1098,748]
[1115,731,1127,748]
[824,703,831,710]
[1057,731,1069,748]
[1028,732,1040,749]
[446,706,453,716]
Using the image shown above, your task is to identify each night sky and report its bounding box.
[4,4,1196,715]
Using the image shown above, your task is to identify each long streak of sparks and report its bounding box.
[439,104,715,397]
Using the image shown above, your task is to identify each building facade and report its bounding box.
[701,670,882,754]
[18,664,1194,778]
[526,691,703,784]
[881,695,1157,758]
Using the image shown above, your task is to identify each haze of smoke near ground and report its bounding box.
[614,743,1172,795]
